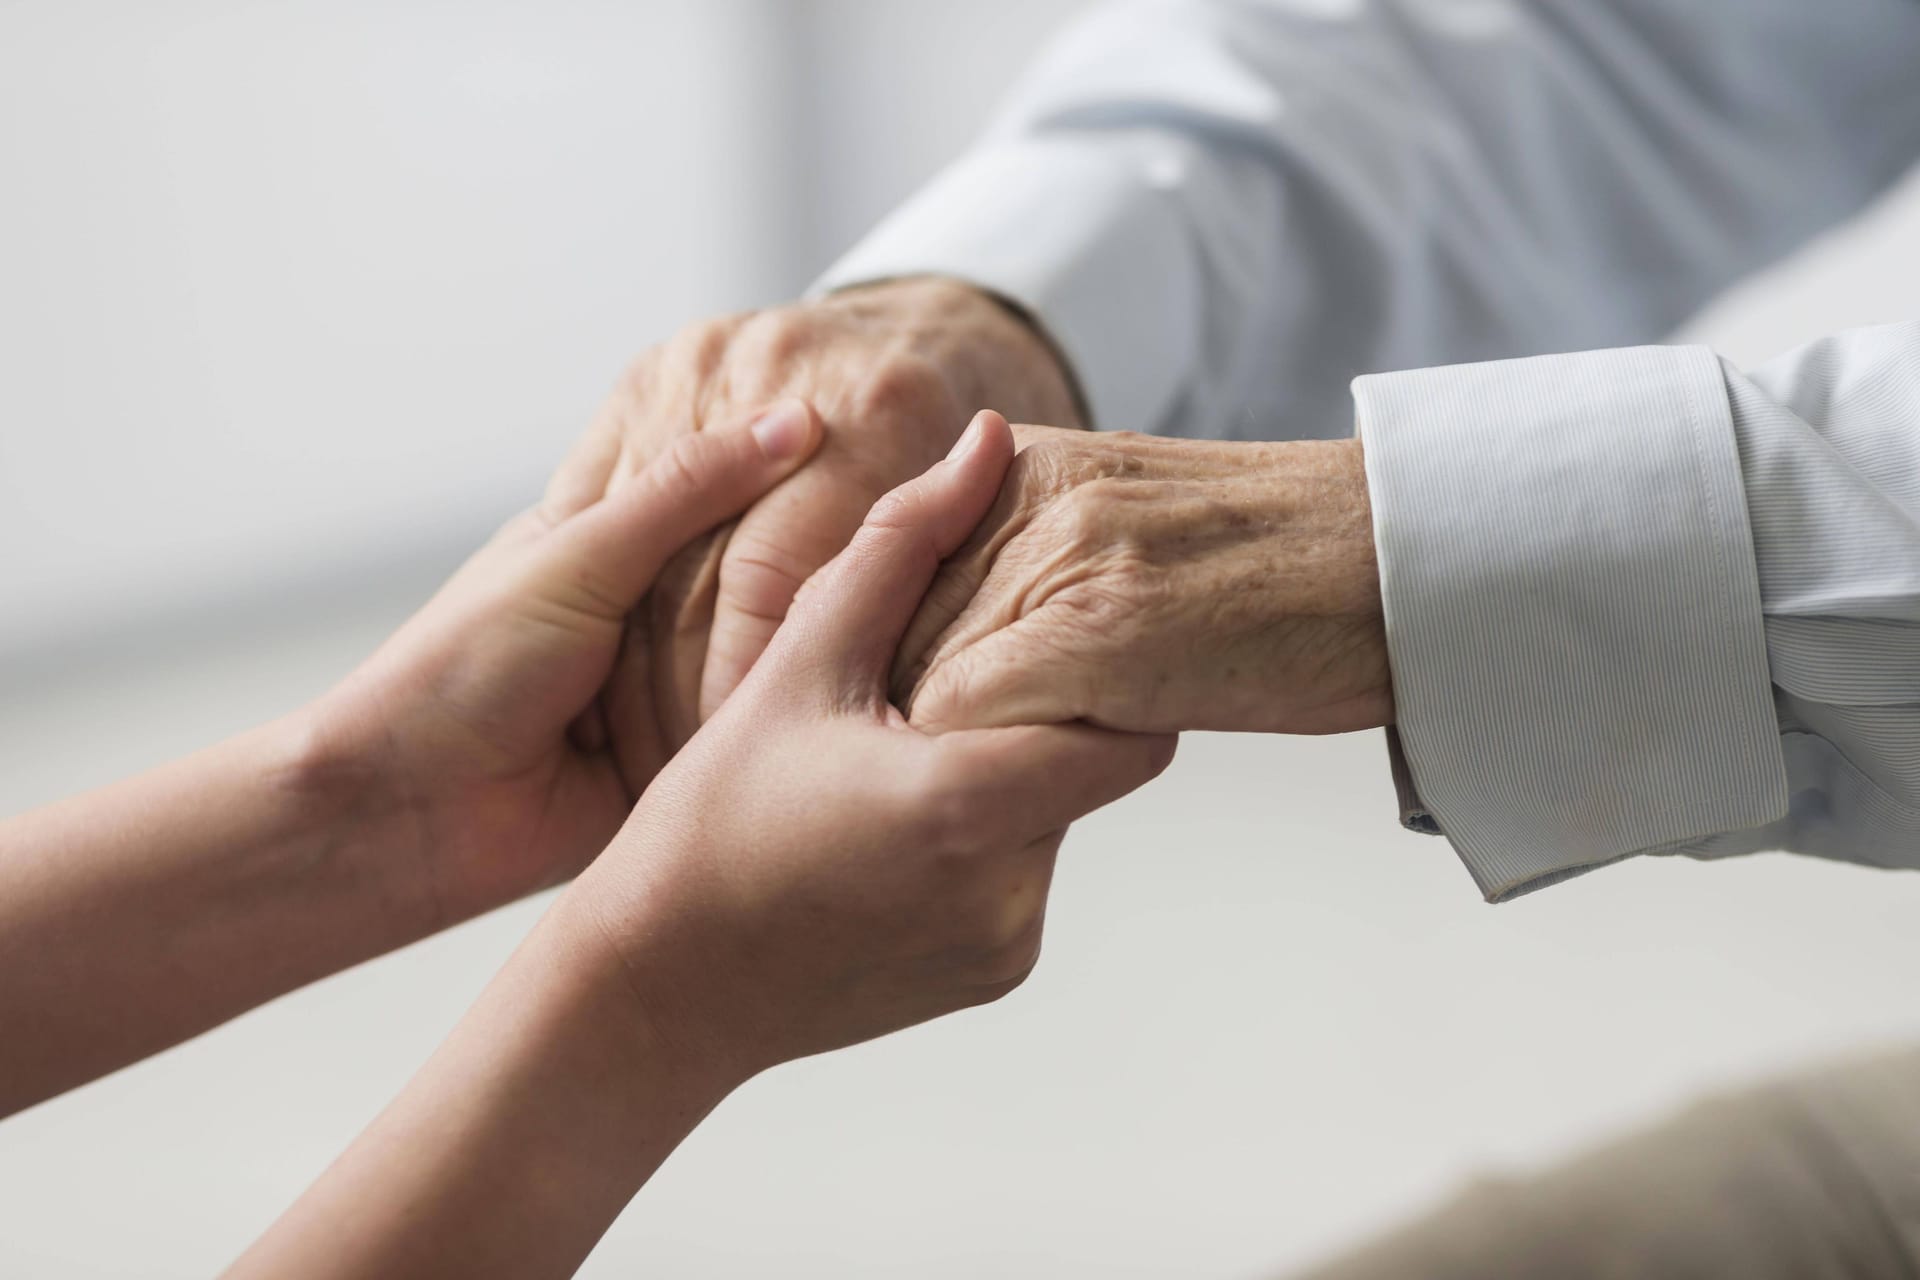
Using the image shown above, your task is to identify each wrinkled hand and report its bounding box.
[893,425,1393,737]
[314,408,819,920]
[575,412,1174,1077]
[543,277,1082,756]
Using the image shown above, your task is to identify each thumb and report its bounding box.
[696,471,872,724]
[778,410,1014,702]
[527,399,821,621]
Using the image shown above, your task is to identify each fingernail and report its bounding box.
[947,413,983,462]
[751,399,813,460]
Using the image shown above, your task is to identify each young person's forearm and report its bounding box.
[0,710,435,1115]
[225,887,733,1280]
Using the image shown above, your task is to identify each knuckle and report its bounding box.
[852,492,940,575]
[854,354,955,421]
[1003,438,1073,498]
[733,307,814,373]
[861,486,921,532]
[609,346,660,407]
[1007,433,1109,494]
[652,433,712,496]
[661,315,741,385]
[1055,477,1130,552]
[717,535,816,625]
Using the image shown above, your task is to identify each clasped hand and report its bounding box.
[894,424,1392,738]
[315,405,1171,1076]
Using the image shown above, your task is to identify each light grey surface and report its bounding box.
[0,0,796,665]
[6,613,1920,1277]
[6,2,1920,1275]
[0,0,1088,674]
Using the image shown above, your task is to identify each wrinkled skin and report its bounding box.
[542,278,1083,767]
[892,425,1392,737]
[577,413,1176,1076]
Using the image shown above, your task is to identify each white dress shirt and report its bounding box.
[816,0,1920,899]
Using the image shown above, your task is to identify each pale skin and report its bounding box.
[5,273,1388,1274]
[0,405,1170,1275]
[227,410,1172,1278]
[0,401,829,1117]
[549,275,1085,749]
[896,425,1392,737]
[576,276,1390,744]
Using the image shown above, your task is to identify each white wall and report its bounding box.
[0,0,1095,683]
[0,0,799,670]
[787,0,1091,274]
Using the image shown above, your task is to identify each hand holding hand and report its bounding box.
[893,425,1392,737]
[227,413,1173,1280]
[310,405,821,920]
[569,412,1175,1078]
[546,278,1083,748]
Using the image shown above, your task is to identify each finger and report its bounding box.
[937,721,1178,837]
[540,400,626,521]
[649,524,730,751]
[888,491,1029,709]
[888,425,1089,707]
[696,474,872,723]
[530,399,821,621]
[905,616,1088,732]
[778,410,1014,697]
[889,546,1021,713]
[602,615,670,788]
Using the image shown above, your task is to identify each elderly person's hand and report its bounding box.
[892,424,1393,736]
[543,277,1083,754]
[229,412,1177,1279]
[582,411,1174,1075]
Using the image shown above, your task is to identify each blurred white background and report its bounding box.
[4,2,1920,1275]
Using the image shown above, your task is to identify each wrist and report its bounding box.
[520,891,747,1103]
[545,854,765,1094]
[1244,437,1392,733]
[231,889,742,1277]
[271,691,456,936]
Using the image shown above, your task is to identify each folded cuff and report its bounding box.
[811,138,1195,437]
[1355,345,1788,901]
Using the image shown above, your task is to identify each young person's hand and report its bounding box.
[228,412,1175,1280]
[575,409,1176,1078]
[311,402,822,922]
[0,404,822,1118]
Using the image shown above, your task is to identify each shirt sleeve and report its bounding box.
[1358,321,1920,900]
[814,0,1920,442]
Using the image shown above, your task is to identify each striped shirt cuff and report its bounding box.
[1354,345,1789,901]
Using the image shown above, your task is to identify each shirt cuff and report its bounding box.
[1354,345,1789,901]
[810,137,1195,436]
